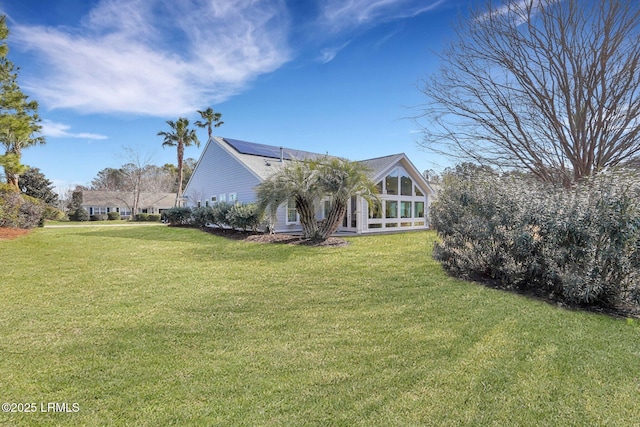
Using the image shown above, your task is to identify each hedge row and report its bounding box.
[134,213,161,222]
[431,169,640,310]
[163,202,263,231]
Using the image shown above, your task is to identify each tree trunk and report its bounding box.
[176,141,184,207]
[296,196,319,240]
[6,172,19,190]
[319,201,347,240]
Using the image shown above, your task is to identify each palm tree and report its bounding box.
[157,118,199,206]
[256,156,379,241]
[316,157,379,239]
[194,107,224,140]
[256,159,322,238]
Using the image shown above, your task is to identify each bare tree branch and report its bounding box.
[418,0,640,186]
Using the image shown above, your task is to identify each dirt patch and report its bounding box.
[196,226,349,247]
[0,227,31,240]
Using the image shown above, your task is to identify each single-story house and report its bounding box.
[81,191,177,218]
[183,137,435,234]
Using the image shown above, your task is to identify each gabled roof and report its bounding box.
[207,137,434,195]
[214,136,328,181]
[81,191,177,208]
[357,154,405,179]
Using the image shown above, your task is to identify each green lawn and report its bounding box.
[1,226,638,426]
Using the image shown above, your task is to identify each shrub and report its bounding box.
[226,203,263,231]
[135,213,150,222]
[210,202,232,228]
[431,168,640,310]
[147,214,161,222]
[163,207,192,226]
[70,207,90,222]
[107,211,121,220]
[90,214,108,221]
[0,190,45,229]
[192,206,214,227]
[43,205,66,221]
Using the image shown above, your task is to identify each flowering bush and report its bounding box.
[431,168,640,309]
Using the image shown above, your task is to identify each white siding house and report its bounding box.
[183,137,435,234]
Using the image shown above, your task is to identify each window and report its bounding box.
[375,181,383,194]
[211,195,217,203]
[415,186,424,197]
[368,223,382,229]
[368,201,382,219]
[385,169,398,195]
[287,199,298,223]
[197,200,202,208]
[219,194,226,203]
[400,201,411,218]
[400,172,412,196]
[386,200,398,218]
[229,193,237,203]
[205,200,210,207]
[414,202,425,218]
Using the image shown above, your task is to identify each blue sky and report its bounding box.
[1,0,473,192]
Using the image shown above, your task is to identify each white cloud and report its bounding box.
[314,0,445,63]
[320,0,445,34]
[40,120,108,140]
[11,0,291,116]
[318,41,351,63]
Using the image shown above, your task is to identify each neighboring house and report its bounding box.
[81,191,177,218]
[183,137,435,234]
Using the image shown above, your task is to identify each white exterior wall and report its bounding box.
[184,140,262,207]
[184,139,303,233]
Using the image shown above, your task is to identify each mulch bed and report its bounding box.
[198,226,349,247]
[0,227,31,240]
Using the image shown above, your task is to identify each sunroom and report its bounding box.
[337,156,433,234]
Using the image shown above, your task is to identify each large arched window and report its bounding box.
[366,165,428,230]
[385,169,398,195]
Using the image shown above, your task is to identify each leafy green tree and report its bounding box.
[162,158,196,192]
[19,167,58,205]
[0,16,44,190]
[256,157,379,241]
[182,158,197,189]
[158,118,200,206]
[194,107,224,140]
[66,188,83,214]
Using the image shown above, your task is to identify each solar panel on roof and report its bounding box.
[223,138,319,161]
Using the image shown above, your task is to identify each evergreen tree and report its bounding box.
[0,16,44,190]
[19,167,58,205]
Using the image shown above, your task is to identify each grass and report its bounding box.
[1,226,639,426]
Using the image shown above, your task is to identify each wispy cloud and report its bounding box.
[40,120,108,140]
[477,0,562,25]
[319,0,446,34]
[314,0,445,62]
[11,0,291,116]
[318,41,351,63]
